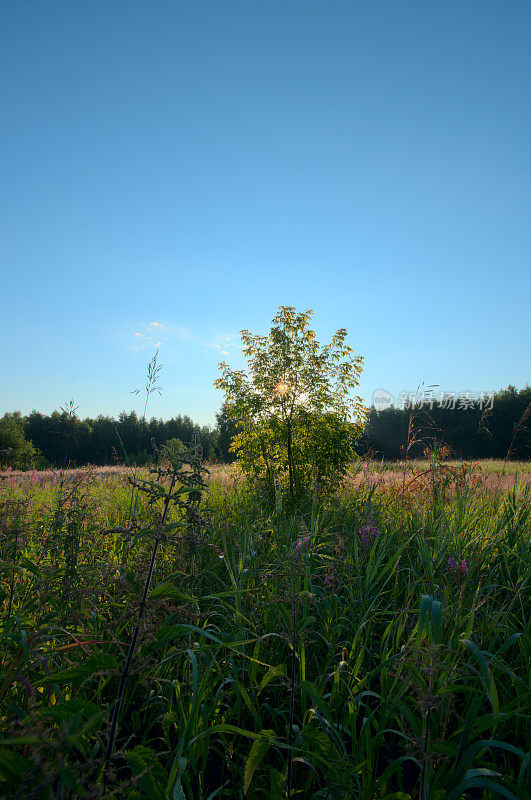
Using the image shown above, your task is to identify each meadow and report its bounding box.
[0,458,529,799]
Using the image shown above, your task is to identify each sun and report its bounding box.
[275,381,291,396]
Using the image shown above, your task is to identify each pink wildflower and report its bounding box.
[294,535,311,552]
[359,524,379,546]
[324,571,339,592]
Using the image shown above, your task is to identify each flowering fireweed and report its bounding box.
[294,534,310,552]
[358,523,379,553]
[447,556,468,574]
[324,570,339,592]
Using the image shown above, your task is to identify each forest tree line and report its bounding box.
[0,384,529,470]
[362,384,530,460]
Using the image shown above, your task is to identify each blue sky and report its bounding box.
[2,1,530,427]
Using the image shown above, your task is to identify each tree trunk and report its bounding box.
[286,421,295,503]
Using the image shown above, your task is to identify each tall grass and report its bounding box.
[0,462,529,799]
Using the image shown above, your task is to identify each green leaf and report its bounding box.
[0,561,22,573]
[126,745,167,800]
[380,794,413,800]
[418,594,432,640]
[430,600,443,644]
[301,727,335,762]
[39,653,118,685]
[38,699,103,735]
[19,557,43,577]
[458,738,530,775]
[0,749,34,790]
[243,729,275,794]
[0,736,42,746]
[205,724,286,746]
[258,664,286,694]
[152,582,197,601]
[463,768,502,780]
[461,639,499,720]
[38,698,99,720]
[269,767,285,800]
[170,757,188,800]
[444,777,519,800]
[300,680,330,719]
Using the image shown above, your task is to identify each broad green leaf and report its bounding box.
[151,582,197,601]
[39,653,118,685]
[258,664,286,694]
[445,777,519,800]
[243,729,275,794]
[461,639,499,720]
[269,767,284,800]
[431,600,443,644]
[126,745,167,800]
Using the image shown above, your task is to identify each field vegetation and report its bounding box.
[0,308,529,799]
[1,456,530,799]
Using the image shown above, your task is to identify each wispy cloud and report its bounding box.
[203,332,240,354]
[127,320,193,351]
[125,323,240,358]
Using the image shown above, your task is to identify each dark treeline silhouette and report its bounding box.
[0,404,239,470]
[1,387,529,470]
[20,410,222,468]
[361,385,531,460]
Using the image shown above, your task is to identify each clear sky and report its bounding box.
[2,1,530,427]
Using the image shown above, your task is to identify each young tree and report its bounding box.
[214,306,367,501]
[0,412,38,470]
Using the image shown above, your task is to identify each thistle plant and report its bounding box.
[103,432,211,785]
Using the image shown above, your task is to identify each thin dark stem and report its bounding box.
[104,474,176,785]
[286,422,295,505]
[504,401,531,467]
[420,660,433,800]
[287,560,297,798]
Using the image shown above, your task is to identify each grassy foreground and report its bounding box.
[0,462,529,799]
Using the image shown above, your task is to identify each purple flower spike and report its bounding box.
[447,556,468,576]
[359,524,379,546]
[324,571,339,591]
[294,535,311,552]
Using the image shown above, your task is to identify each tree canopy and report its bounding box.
[214,306,367,501]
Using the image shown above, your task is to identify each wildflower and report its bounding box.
[324,571,339,592]
[294,534,310,552]
[447,557,468,575]
[359,524,379,546]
